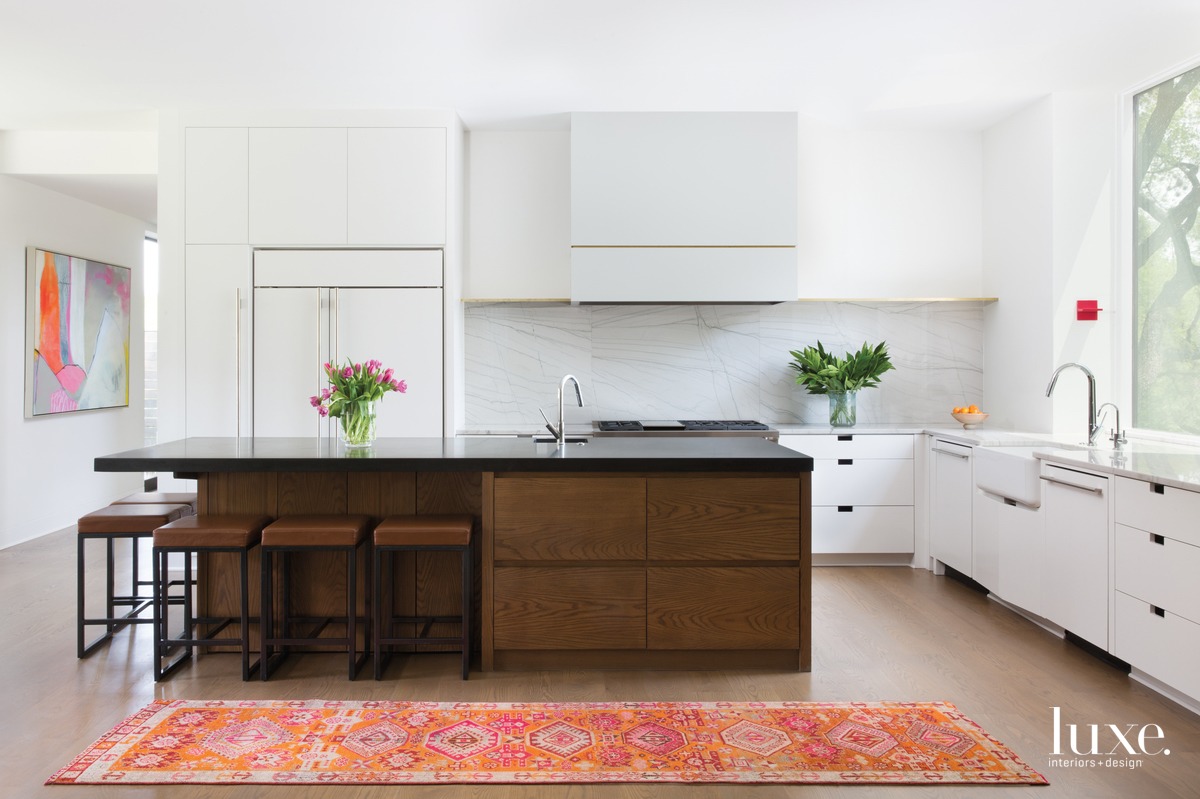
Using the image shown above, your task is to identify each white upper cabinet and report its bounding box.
[348,127,446,245]
[185,128,248,244]
[571,112,797,246]
[249,128,349,245]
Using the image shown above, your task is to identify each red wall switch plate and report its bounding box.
[1076,300,1102,321]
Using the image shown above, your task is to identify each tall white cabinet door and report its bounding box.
[348,128,447,245]
[1042,464,1110,649]
[249,128,348,244]
[185,128,248,243]
[185,246,250,436]
[253,288,326,437]
[335,288,443,436]
[929,440,974,576]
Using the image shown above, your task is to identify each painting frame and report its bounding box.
[25,246,132,418]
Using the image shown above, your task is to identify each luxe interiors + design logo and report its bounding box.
[1048,706,1171,770]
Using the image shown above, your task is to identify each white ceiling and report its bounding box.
[3,0,1200,222]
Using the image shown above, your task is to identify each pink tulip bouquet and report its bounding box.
[310,359,406,446]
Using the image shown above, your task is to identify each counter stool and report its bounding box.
[260,515,372,680]
[152,514,272,681]
[76,503,192,658]
[112,491,199,513]
[372,514,474,680]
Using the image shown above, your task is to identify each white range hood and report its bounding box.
[570,112,798,304]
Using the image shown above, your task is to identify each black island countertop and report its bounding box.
[95,436,814,474]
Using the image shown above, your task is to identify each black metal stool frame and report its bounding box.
[373,541,471,680]
[77,531,187,658]
[152,542,259,681]
[260,541,371,680]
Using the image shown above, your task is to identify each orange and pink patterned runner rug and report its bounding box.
[47,699,1047,785]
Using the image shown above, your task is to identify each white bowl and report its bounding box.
[951,411,989,429]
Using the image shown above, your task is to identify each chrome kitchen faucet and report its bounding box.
[1045,362,1102,446]
[555,374,584,446]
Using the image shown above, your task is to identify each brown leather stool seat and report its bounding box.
[373,514,474,680]
[113,491,199,514]
[76,503,192,658]
[152,514,272,681]
[260,515,372,680]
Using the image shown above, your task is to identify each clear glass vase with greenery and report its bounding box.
[787,341,895,426]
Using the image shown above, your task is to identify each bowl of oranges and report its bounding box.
[951,405,988,429]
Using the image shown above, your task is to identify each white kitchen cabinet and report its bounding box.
[249,128,348,244]
[348,127,446,245]
[1113,476,1200,702]
[780,434,913,554]
[185,128,248,244]
[975,490,1043,612]
[929,437,973,575]
[184,245,251,436]
[1041,462,1110,650]
[251,249,444,439]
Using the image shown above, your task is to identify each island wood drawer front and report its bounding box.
[492,566,646,649]
[810,459,914,507]
[646,477,800,561]
[1115,523,1200,624]
[647,567,799,650]
[779,433,913,460]
[493,477,646,560]
[811,505,914,554]
[1114,590,1200,702]
[1115,476,1200,548]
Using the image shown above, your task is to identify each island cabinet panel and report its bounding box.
[493,476,646,560]
[492,566,646,649]
[647,477,800,560]
[647,566,800,649]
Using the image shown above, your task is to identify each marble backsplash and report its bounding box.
[464,302,984,428]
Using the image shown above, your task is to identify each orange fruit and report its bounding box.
[967,404,979,414]
[952,406,963,414]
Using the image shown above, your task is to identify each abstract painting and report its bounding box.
[25,247,131,416]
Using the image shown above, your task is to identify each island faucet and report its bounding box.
[1045,362,1102,446]
[557,374,584,446]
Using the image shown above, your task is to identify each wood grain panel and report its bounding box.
[276,472,347,514]
[493,566,645,649]
[418,471,482,516]
[493,476,645,560]
[201,472,277,515]
[647,566,799,650]
[347,472,416,517]
[647,477,799,560]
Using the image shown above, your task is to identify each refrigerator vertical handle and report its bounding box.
[234,288,241,437]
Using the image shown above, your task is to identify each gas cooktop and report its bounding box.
[595,419,775,438]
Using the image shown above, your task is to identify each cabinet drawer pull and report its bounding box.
[837,458,854,466]
[933,448,969,459]
[1152,605,1166,617]
[1040,475,1104,495]
[837,434,853,441]
[1151,533,1166,545]
[837,506,853,513]
[1151,482,1165,494]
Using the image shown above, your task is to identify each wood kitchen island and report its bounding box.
[95,436,813,672]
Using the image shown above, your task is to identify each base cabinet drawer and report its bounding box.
[1116,476,1200,547]
[1115,591,1200,702]
[647,567,799,650]
[811,505,913,553]
[811,459,914,506]
[781,434,913,460]
[1115,523,1200,624]
[493,567,646,649]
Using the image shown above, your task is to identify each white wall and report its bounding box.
[982,98,1054,432]
[465,121,984,300]
[0,174,147,549]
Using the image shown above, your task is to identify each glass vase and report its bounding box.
[339,400,377,448]
[827,390,857,427]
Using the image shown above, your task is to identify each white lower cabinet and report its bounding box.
[1041,462,1110,650]
[780,434,913,555]
[929,438,973,575]
[1113,476,1200,702]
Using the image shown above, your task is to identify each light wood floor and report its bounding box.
[4,527,1198,798]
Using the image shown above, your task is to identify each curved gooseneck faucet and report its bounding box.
[1045,362,1102,446]
[557,375,584,446]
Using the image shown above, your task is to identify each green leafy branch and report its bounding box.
[787,341,895,394]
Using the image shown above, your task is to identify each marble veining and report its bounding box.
[465,302,984,427]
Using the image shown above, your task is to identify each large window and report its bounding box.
[1134,64,1200,435]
